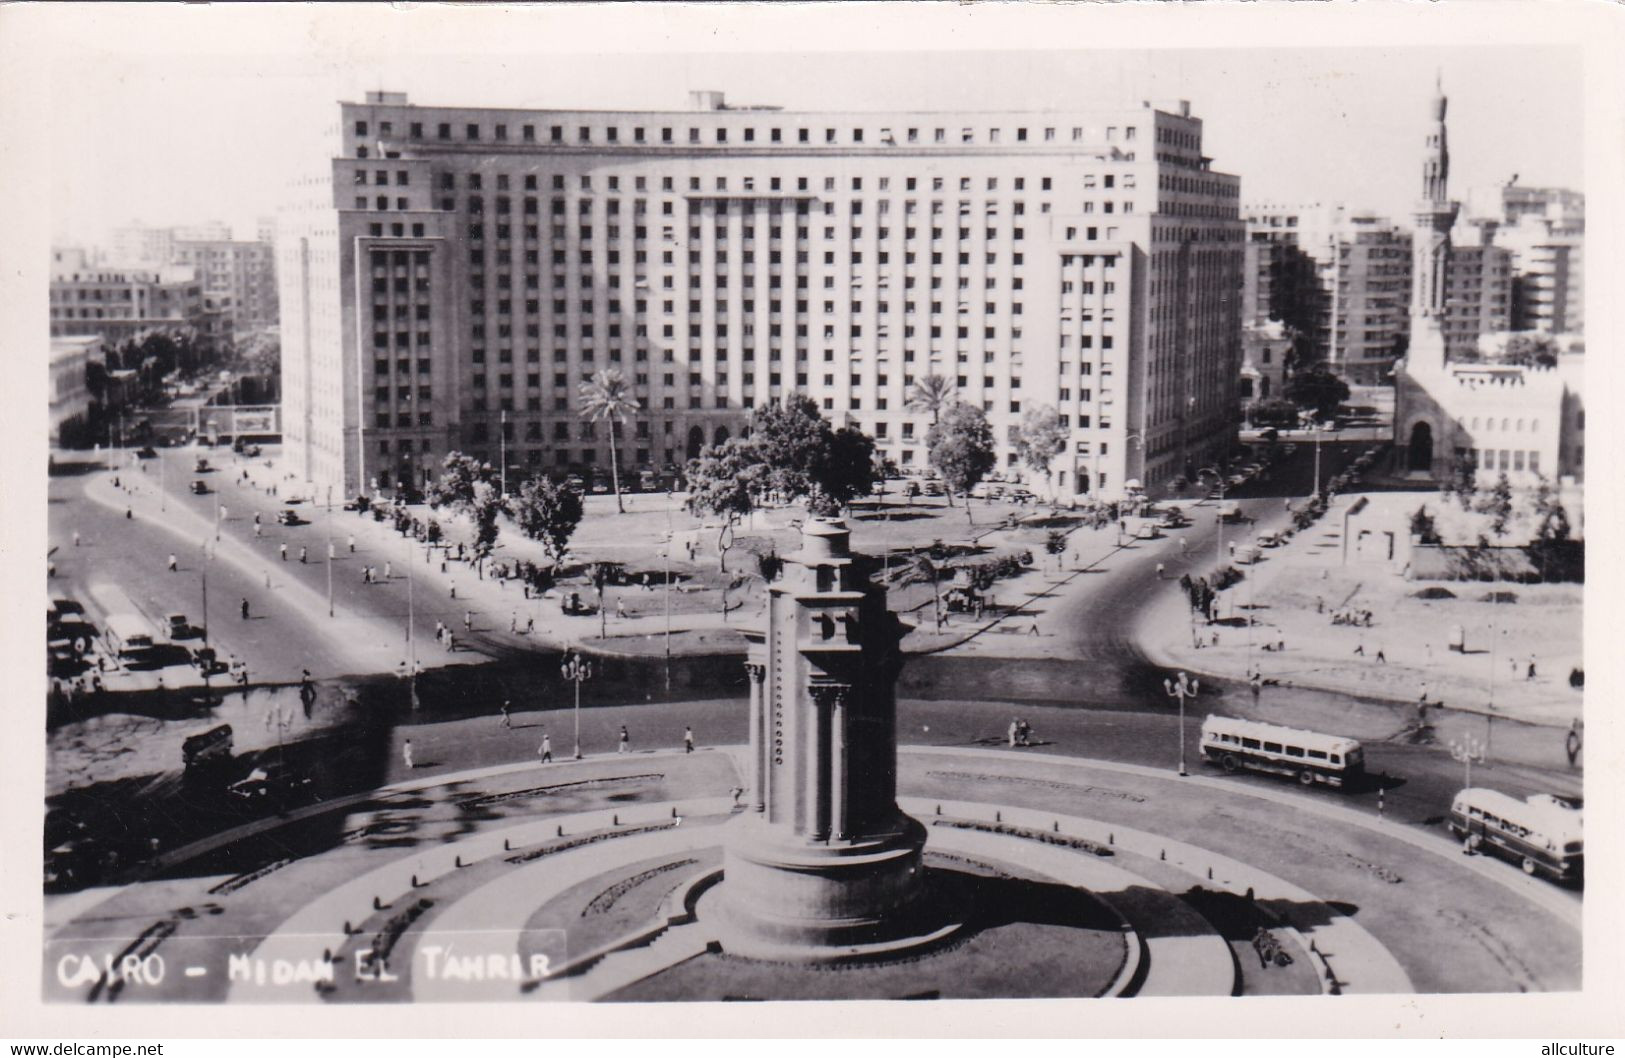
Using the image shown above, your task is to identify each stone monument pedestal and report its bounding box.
[717,517,951,961]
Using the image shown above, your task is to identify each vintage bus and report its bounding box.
[1199,715,1365,789]
[104,613,158,661]
[1448,788,1583,882]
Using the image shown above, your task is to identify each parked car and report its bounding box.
[192,646,229,677]
[1134,522,1162,540]
[564,474,586,493]
[589,476,610,494]
[189,480,209,495]
[903,482,921,499]
[193,457,211,473]
[1159,507,1187,529]
[923,481,944,496]
[1257,530,1284,549]
[134,446,158,460]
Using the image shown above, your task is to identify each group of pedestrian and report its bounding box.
[1006,718,1034,747]
[434,621,457,652]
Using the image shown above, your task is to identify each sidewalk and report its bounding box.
[1140,489,1583,729]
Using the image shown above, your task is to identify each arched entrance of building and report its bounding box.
[1407,421,1434,473]
[686,426,705,461]
[714,426,730,446]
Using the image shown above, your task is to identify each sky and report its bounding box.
[48,34,1583,249]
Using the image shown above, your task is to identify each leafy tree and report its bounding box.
[1441,450,1479,510]
[427,452,503,570]
[746,396,877,516]
[1529,477,1572,581]
[927,401,996,519]
[577,368,640,514]
[684,439,764,573]
[1501,333,1560,369]
[427,451,495,511]
[906,374,957,426]
[1013,404,1067,493]
[1045,529,1069,570]
[1284,365,1350,419]
[1477,472,1515,539]
[507,477,583,572]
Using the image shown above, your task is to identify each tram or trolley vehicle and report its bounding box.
[1448,788,1583,882]
[1199,715,1364,789]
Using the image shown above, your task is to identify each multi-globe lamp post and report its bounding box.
[1163,670,1199,777]
[561,651,593,760]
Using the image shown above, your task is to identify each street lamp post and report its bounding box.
[1163,671,1199,777]
[405,530,418,711]
[1450,733,1486,788]
[562,651,592,759]
[499,409,508,499]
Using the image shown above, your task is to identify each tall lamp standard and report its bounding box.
[1449,733,1486,788]
[561,651,592,760]
[1163,670,1199,777]
[325,484,335,618]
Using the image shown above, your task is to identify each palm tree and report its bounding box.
[907,374,957,426]
[577,369,640,514]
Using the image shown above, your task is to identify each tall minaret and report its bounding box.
[1410,73,1459,369]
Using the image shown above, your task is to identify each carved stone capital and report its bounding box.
[807,682,852,710]
[744,661,767,684]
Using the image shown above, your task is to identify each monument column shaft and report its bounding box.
[808,695,832,840]
[747,664,766,812]
[830,697,848,840]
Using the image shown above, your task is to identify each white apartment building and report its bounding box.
[280,90,1243,499]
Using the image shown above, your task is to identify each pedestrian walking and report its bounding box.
[464,610,473,633]
[1249,671,1262,705]
[500,700,511,728]
[255,523,263,538]
[1565,720,1582,767]
[618,725,630,754]
[1156,562,1166,579]
[72,530,80,547]
[684,726,695,754]
[280,542,287,562]
[361,566,370,585]
[539,732,553,763]
[1527,656,1537,681]
[402,739,414,770]
[347,534,356,553]
[525,616,535,634]
[509,611,518,633]
[616,598,627,620]
[167,553,178,572]
[240,597,249,620]
[449,580,457,599]
[1353,641,1365,657]
[299,545,308,564]
[383,560,392,580]
[1008,719,1019,748]
[1029,620,1040,637]
[445,631,456,652]
[1376,646,1386,664]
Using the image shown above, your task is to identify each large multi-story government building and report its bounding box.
[280,90,1243,498]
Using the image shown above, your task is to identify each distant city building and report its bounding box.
[172,238,280,331]
[1242,204,1411,385]
[1239,318,1290,405]
[280,89,1244,499]
[106,221,278,335]
[110,223,175,268]
[49,249,226,350]
[50,335,100,446]
[1439,222,1512,358]
[256,215,279,246]
[1488,193,1584,335]
[1395,81,1585,489]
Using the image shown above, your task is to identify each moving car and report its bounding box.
[189,480,209,495]
[276,509,304,526]
[193,457,212,473]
